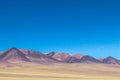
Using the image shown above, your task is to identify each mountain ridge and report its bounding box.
[0,48,119,65]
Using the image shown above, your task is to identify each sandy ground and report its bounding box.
[0,63,119,80]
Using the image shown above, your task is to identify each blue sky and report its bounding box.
[0,0,120,59]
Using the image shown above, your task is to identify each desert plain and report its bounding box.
[0,63,119,80]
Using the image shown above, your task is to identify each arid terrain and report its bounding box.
[0,48,119,80]
[0,0,120,79]
[0,63,120,80]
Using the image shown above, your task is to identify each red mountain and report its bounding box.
[0,48,119,65]
[73,54,83,59]
[47,52,70,61]
[98,58,104,62]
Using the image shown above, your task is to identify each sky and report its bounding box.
[0,0,120,59]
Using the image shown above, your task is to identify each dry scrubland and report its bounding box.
[0,63,120,80]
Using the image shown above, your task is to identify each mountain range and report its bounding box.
[0,48,120,65]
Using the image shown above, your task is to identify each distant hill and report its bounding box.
[102,56,120,64]
[0,48,30,63]
[0,48,119,65]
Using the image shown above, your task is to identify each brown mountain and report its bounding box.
[102,56,120,64]
[19,49,46,58]
[21,49,57,64]
[47,52,70,61]
[47,53,82,63]
[27,50,57,64]
[19,50,58,63]
[63,56,80,63]
[63,55,102,63]
[73,54,83,59]
[79,55,101,63]
[0,52,3,56]
[0,48,119,65]
[98,58,104,62]
[0,48,58,64]
[0,48,30,63]
[46,52,56,57]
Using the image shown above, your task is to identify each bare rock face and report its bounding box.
[47,53,82,63]
[73,54,83,59]
[63,56,80,63]
[0,52,3,56]
[79,55,101,63]
[46,52,56,57]
[19,50,58,64]
[0,48,120,65]
[19,49,46,58]
[27,50,46,58]
[0,48,30,63]
[28,51,58,63]
[0,48,58,64]
[19,49,29,54]
[102,56,120,64]
[53,53,70,61]
[98,58,104,62]
[47,52,70,61]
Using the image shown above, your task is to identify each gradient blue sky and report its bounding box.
[0,0,120,59]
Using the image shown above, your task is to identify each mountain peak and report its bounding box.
[73,54,83,59]
[9,47,19,50]
[63,56,79,63]
[103,56,120,64]
[0,48,119,64]
[47,52,70,61]
[47,52,56,57]
[80,55,101,63]
[0,48,30,63]
[107,56,115,59]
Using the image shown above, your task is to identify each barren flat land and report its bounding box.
[0,63,119,80]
